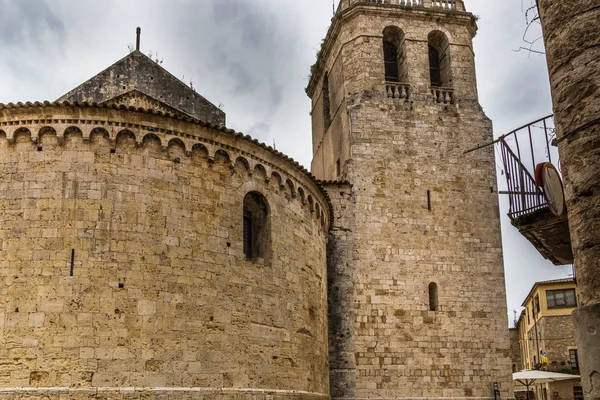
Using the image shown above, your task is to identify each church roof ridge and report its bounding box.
[56,50,139,102]
[56,50,225,126]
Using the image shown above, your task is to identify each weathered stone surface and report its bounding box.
[0,104,330,399]
[573,304,600,400]
[308,2,512,399]
[538,1,600,398]
[57,51,226,126]
[508,328,522,373]
[325,183,356,400]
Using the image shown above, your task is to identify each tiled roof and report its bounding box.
[534,277,575,286]
[521,277,575,306]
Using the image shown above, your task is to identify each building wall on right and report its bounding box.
[538,316,578,372]
[537,1,600,398]
[516,279,581,400]
[518,279,579,372]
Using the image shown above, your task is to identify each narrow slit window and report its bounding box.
[243,191,271,264]
[70,249,75,276]
[429,282,438,311]
[323,72,332,130]
[427,190,432,211]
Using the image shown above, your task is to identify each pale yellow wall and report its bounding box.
[519,281,577,370]
[522,282,578,333]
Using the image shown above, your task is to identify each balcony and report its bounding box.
[430,87,454,104]
[385,82,411,99]
[466,115,573,266]
[338,0,466,12]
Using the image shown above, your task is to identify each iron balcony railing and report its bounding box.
[466,115,558,220]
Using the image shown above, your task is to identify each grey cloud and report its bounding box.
[246,121,272,142]
[0,0,66,84]
[206,0,297,106]
[0,0,65,46]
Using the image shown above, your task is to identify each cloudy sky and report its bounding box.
[0,0,572,325]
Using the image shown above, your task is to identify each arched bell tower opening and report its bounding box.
[382,26,408,83]
[428,30,452,88]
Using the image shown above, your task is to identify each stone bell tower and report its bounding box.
[306,1,513,399]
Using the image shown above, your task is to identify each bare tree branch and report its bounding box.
[515,2,546,55]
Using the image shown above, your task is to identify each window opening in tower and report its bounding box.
[429,45,442,87]
[383,41,400,82]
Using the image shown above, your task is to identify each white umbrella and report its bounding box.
[513,370,580,400]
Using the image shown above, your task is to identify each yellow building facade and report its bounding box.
[516,278,581,400]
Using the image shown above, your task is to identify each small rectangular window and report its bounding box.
[336,159,341,177]
[547,289,577,308]
[569,349,579,370]
[574,386,583,400]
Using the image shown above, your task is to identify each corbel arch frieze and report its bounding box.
[0,114,332,230]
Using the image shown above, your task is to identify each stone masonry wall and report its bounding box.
[509,328,522,372]
[538,1,600,398]
[538,316,577,372]
[344,89,512,400]
[0,104,330,399]
[325,183,356,400]
[312,3,513,399]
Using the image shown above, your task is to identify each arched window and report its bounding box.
[382,26,407,83]
[429,46,441,86]
[383,41,399,82]
[243,192,271,263]
[429,282,439,311]
[428,31,452,87]
[322,72,331,130]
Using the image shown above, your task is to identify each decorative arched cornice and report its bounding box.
[0,101,334,230]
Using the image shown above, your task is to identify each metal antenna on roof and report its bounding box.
[136,27,141,51]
